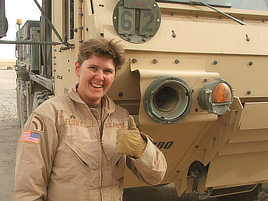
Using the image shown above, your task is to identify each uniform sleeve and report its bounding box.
[14,112,58,201]
[126,134,167,185]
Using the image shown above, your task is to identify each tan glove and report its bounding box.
[116,116,147,158]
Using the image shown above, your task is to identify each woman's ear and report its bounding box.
[75,61,80,77]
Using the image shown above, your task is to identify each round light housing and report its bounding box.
[144,75,193,124]
[198,78,233,116]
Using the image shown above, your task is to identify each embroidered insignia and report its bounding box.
[105,122,125,128]
[31,115,44,132]
[21,131,40,144]
[70,114,76,119]
[65,118,83,126]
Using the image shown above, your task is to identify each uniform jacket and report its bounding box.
[14,85,167,201]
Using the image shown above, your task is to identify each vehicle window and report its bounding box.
[156,0,268,11]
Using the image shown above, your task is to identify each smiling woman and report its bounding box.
[14,37,167,201]
[75,54,116,105]
[75,38,125,105]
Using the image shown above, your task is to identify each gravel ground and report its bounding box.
[0,68,20,201]
[0,69,18,123]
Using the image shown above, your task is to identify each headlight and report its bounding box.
[144,75,193,124]
[198,78,233,116]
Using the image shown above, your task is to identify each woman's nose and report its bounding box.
[95,70,104,80]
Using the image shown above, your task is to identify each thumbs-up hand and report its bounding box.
[116,116,147,158]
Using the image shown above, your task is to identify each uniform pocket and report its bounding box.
[65,138,91,168]
[112,155,126,181]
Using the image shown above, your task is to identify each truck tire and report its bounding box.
[16,79,28,128]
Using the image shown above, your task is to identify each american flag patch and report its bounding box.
[21,131,40,144]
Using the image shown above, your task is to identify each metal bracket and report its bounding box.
[189,162,213,200]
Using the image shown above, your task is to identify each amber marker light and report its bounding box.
[212,83,232,103]
[198,78,233,116]
[16,19,22,25]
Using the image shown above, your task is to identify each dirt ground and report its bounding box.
[0,69,20,201]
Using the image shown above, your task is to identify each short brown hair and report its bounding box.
[77,38,125,71]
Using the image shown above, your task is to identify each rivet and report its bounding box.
[249,61,253,66]
[152,59,158,64]
[172,30,176,38]
[175,59,180,64]
[132,58,137,63]
[118,92,123,97]
[246,34,250,41]
[247,90,252,95]
[214,60,218,65]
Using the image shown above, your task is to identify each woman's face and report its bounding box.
[75,54,115,104]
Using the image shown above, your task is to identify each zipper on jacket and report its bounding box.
[100,113,110,201]
[100,113,110,143]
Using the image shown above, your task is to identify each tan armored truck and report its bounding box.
[1,0,268,200]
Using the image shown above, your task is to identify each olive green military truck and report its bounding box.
[1,0,268,200]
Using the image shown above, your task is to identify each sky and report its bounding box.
[0,0,42,60]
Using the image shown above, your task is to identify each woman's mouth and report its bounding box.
[90,83,104,88]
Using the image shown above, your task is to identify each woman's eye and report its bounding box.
[89,67,97,70]
[104,70,112,74]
